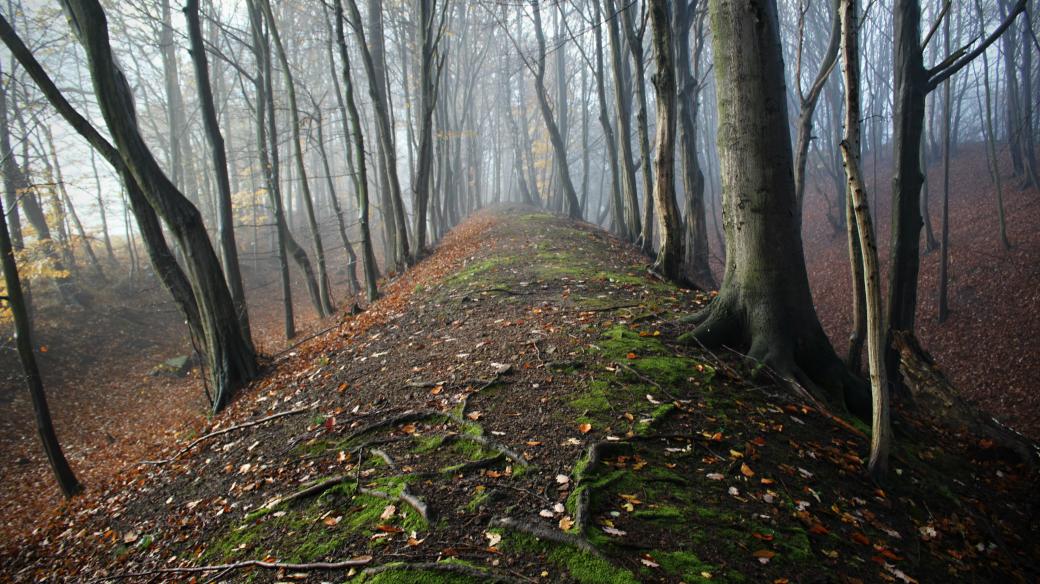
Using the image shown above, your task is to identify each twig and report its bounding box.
[471,286,534,296]
[141,407,312,465]
[263,474,349,510]
[88,557,373,582]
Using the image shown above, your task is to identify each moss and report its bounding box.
[652,550,721,583]
[445,257,512,287]
[503,532,638,584]
[571,380,612,415]
[464,488,490,512]
[632,506,685,522]
[779,527,814,564]
[353,560,484,583]
[635,403,676,435]
[413,434,446,454]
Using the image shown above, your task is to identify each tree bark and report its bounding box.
[647,0,685,283]
[185,0,252,339]
[604,0,641,240]
[839,0,891,481]
[681,0,867,414]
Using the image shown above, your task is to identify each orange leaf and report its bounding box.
[851,532,871,546]
[626,352,638,360]
[578,423,592,434]
[740,463,755,478]
[809,523,829,535]
[753,549,776,559]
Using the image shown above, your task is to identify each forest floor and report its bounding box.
[3,206,1036,583]
[0,252,331,544]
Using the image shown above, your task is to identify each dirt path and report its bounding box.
[3,207,1036,583]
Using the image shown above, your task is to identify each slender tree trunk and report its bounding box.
[675,0,715,290]
[185,0,252,339]
[621,3,656,254]
[604,0,641,239]
[937,11,952,323]
[260,0,334,316]
[529,2,581,220]
[839,0,891,481]
[335,0,380,302]
[0,190,81,497]
[88,149,116,263]
[977,0,1011,250]
[647,0,685,282]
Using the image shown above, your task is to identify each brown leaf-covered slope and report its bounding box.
[803,145,1040,439]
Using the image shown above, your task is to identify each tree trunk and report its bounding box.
[529,2,581,220]
[675,0,715,290]
[335,0,380,302]
[621,2,656,254]
[937,11,952,323]
[260,0,334,317]
[647,0,685,283]
[604,0,641,240]
[839,0,891,481]
[0,190,81,497]
[185,0,252,339]
[681,0,867,415]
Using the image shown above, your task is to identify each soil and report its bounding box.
[2,206,1036,583]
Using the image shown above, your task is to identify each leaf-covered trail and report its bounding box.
[4,207,1037,583]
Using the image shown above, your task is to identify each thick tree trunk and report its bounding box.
[681,0,866,414]
[59,0,257,413]
[185,0,252,340]
[0,12,205,348]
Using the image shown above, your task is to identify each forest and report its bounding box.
[0,0,1038,582]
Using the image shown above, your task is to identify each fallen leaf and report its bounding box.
[559,516,574,530]
[578,423,592,434]
[740,463,755,478]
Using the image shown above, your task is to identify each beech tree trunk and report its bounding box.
[604,0,641,240]
[335,0,380,302]
[647,0,685,283]
[682,0,867,414]
[0,190,81,498]
[185,0,252,339]
[529,1,582,220]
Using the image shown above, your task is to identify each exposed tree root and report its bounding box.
[445,433,528,467]
[141,407,312,465]
[263,474,350,510]
[678,297,870,418]
[341,409,449,443]
[490,516,603,558]
[88,556,373,582]
[360,560,523,584]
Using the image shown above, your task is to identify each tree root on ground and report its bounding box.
[360,560,524,584]
[489,516,603,558]
[141,407,312,466]
[87,557,373,583]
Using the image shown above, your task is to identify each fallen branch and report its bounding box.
[89,556,373,582]
[471,286,534,296]
[141,407,312,465]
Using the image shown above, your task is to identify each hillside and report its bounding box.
[4,208,1037,583]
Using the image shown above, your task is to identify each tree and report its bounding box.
[528,1,582,220]
[0,188,82,497]
[412,0,449,259]
[335,0,380,302]
[603,0,641,240]
[885,0,1025,396]
[646,0,685,283]
[184,0,251,339]
[674,0,715,290]
[838,0,890,481]
[58,0,257,413]
[681,0,867,415]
